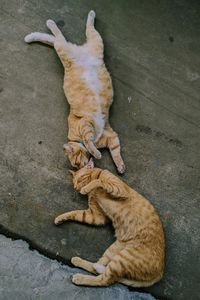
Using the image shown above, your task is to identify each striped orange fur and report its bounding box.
[25,11,125,173]
[55,164,165,287]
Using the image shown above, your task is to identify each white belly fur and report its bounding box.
[93,111,105,142]
[73,48,104,142]
[73,47,102,94]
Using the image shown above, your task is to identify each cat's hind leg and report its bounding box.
[72,253,123,286]
[76,246,163,287]
[71,257,97,274]
[24,32,55,46]
[71,240,123,276]
[96,240,124,267]
[72,242,128,286]
[71,258,106,275]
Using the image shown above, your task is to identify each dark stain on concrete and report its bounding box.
[136,124,183,147]
[155,131,165,138]
[38,141,42,145]
[169,36,174,43]
[187,165,194,169]
[136,125,152,135]
[168,138,182,147]
[56,20,65,27]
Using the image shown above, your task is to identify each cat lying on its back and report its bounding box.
[55,160,165,287]
[25,11,125,173]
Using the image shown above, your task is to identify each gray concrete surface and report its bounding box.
[0,1,200,299]
[0,234,155,300]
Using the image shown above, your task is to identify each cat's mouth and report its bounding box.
[86,158,94,169]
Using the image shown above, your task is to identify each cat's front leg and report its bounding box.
[54,207,107,226]
[80,179,102,195]
[24,32,55,46]
[78,118,102,160]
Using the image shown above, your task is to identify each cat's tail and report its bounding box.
[119,274,163,287]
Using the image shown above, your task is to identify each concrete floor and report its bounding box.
[0,1,200,299]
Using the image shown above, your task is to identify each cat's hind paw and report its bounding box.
[72,273,85,285]
[93,263,106,274]
[54,216,64,225]
[71,256,82,267]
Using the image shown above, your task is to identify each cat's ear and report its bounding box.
[63,143,73,154]
[69,170,75,176]
[86,158,94,169]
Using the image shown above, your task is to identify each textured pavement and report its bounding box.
[0,1,200,299]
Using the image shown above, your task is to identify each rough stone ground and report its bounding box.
[0,235,155,300]
[0,1,200,300]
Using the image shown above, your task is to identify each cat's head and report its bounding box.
[69,158,94,191]
[63,142,90,169]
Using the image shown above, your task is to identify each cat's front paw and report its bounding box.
[54,216,64,225]
[24,33,35,43]
[90,148,101,160]
[117,163,126,174]
[95,150,102,160]
[80,186,88,195]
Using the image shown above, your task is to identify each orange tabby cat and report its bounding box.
[55,160,165,287]
[24,11,125,173]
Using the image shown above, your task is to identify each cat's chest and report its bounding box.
[74,51,102,94]
[81,65,101,94]
[93,193,121,219]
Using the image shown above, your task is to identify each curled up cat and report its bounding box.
[24,11,125,173]
[54,160,165,287]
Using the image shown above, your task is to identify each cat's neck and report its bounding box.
[91,168,103,180]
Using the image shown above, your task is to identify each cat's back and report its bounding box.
[121,191,164,242]
[95,181,164,246]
